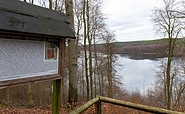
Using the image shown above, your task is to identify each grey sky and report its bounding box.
[23,0,164,42]
[102,0,164,42]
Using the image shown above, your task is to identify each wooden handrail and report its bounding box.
[70,97,99,114]
[99,96,184,114]
[69,96,185,114]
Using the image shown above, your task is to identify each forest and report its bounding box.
[94,38,185,58]
[0,0,185,113]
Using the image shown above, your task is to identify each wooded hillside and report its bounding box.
[93,38,185,58]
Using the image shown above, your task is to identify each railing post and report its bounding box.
[52,79,61,114]
[95,99,102,114]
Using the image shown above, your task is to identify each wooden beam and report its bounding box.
[99,97,184,114]
[52,38,65,114]
[0,74,61,89]
[70,96,184,114]
[52,79,61,114]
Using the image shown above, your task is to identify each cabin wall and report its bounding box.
[0,38,58,81]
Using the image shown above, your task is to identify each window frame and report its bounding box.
[44,42,59,62]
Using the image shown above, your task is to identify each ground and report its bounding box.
[0,104,152,114]
[0,103,184,114]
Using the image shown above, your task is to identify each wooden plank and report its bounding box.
[99,96,184,114]
[0,74,61,89]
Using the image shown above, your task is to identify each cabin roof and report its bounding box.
[0,0,75,39]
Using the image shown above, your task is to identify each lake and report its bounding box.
[116,54,161,94]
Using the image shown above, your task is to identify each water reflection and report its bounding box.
[116,54,161,94]
[119,54,165,60]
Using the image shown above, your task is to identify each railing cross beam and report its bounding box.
[70,96,185,114]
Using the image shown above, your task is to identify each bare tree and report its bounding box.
[153,0,184,110]
[86,0,94,100]
[65,0,78,104]
[82,0,90,101]
[102,30,116,98]
[148,59,185,111]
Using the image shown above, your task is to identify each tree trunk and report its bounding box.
[166,45,171,110]
[86,0,93,99]
[93,36,98,97]
[101,70,104,96]
[93,29,98,97]
[107,44,113,98]
[81,54,85,98]
[49,0,52,9]
[55,0,58,10]
[83,0,90,101]
[65,0,78,104]
[166,26,172,109]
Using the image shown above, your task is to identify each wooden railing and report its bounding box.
[70,96,184,114]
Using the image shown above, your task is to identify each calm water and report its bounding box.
[116,54,161,94]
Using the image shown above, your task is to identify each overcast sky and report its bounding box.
[102,0,164,42]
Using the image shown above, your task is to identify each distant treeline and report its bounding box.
[87,38,185,58]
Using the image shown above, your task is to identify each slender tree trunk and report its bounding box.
[93,69,96,97]
[166,28,172,109]
[92,29,98,97]
[109,55,113,98]
[101,70,104,96]
[49,0,52,9]
[98,70,102,95]
[107,49,113,98]
[55,0,58,10]
[86,0,93,99]
[83,0,90,101]
[93,35,98,97]
[65,0,78,104]
[81,54,85,98]
[28,0,34,4]
[163,70,167,108]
